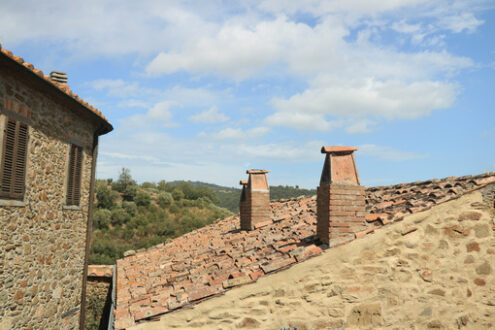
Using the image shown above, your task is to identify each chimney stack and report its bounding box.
[49,71,68,84]
[317,146,366,247]
[240,170,270,230]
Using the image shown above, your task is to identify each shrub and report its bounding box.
[122,185,137,201]
[111,208,130,226]
[135,191,151,207]
[157,192,173,207]
[93,209,112,230]
[121,201,137,216]
[141,182,156,189]
[172,189,184,201]
[96,184,119,209]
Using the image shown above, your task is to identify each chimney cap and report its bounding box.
[321,146,357,154]
[50,71,68,84]
[246,169,270,174]
[239,180,248,185]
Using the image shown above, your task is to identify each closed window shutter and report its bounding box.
[0,118,29,200]
[67,144,83,205]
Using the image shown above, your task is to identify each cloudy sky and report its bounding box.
[1,0,494,188]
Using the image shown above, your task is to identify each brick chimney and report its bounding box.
[317,146,366,247]
[240,170,270,230]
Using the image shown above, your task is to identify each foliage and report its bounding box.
[89,171,232,265]
[157,192,173,207]
[134,191,151,207]
[93,209,112,230]
[121,201,137,216]
[171,188,184,201]
[95,182,119,209]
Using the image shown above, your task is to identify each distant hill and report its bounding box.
[170,180,316,212]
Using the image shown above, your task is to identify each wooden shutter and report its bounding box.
[0,118,29,200]
[67,144,83,205]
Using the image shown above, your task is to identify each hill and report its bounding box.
[169,180,316,212]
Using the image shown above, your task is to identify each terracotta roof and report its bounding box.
[88,265,114,278]
[114,172,495,329]
[0,44,112,133]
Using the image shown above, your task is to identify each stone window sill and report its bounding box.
[0,199,25,207]
[63,205,81,211]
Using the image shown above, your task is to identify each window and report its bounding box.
[66,144,83,206]
[0,118,29,200]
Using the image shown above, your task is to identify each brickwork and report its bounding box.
[317,146,366,246]
[240,170,270,230]
[0,56,105,328]
[317,184,366,246]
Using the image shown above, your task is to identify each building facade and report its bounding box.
[0,46,112,329]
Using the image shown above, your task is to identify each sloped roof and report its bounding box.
[114,172,495,329]
[0,44,112,134]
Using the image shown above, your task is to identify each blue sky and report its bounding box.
[1,0,494,188]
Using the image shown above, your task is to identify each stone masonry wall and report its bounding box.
[0,68,97,329]
[317,184,366,247]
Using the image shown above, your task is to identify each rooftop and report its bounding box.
[114,171,495,329]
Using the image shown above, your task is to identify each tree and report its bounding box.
[112,168,136,193]
[93,209,112,230]
[157,192,173,207]
[96,184,119,209]
[172,188,184,201]
[135,191,151,207]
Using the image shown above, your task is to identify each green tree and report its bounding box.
[96,184,119,209]
[93,209,112,230]
[135,191,151,207]
[172,188,184,201]
[121,201,137,216]
[123,185,137,201]
[157,192,173,207]
[111,208,130,226]
[112,168,136,193]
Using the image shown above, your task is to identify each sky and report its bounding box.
[1,0,494,188]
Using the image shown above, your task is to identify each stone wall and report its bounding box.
[0,67,98,329]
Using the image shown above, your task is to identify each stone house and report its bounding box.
[0,45,112,329]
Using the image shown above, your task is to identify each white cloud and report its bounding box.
[345,119,376,134]
[90,79,159,98]
[122,101,178,128]
[100,152,158,162]
[189,106,229,123]
[146,16,295,80]
[200,127,270,140]
[358,144,428,161]
[265,112,342,131]
[440,13,484,34]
